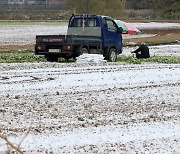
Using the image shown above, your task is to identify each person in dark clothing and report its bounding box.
[132,44,150,59]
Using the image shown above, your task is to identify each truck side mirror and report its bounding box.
[117,27,123,34]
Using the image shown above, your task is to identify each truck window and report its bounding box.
[72,18,99,27]
[76,18,83,27]
[88,19,97,27]
[106,19,117,31]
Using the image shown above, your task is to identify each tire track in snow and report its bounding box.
[0,64,180,84]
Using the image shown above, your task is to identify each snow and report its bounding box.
[0,22,180,153]
[123,34,157,39]
[131,22,180,30]
[0,62,180,153]
[0,25,67,45]
[4,120,180,153]
[76,54,107,65]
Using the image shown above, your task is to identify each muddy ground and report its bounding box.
[124,29,180,45]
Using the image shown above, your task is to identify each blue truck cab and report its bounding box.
[35,14,123,62]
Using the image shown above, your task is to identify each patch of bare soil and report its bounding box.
[124,29,180,45]
[0,44,34,52]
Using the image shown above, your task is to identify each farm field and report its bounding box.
[0,21,180,153]
[0,21,180,51]
[0,62,180,153]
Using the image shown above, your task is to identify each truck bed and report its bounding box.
[35,35,102,56]
[36,35,102,45]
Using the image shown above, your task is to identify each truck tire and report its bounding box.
[104,47,117,62]
[46,55,58,62]
[81,47,89,54]
[76,46,89,57]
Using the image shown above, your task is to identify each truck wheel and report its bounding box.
[81,47,89,54]
[77,46,89,57]
[105,48,117,62]
[46,55,58,62]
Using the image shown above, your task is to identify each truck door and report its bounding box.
[103,18,122,54]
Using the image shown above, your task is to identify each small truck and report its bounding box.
[35,14,123,62]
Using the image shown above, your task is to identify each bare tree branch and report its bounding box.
[18,123,33,149]
[0,133,24,154]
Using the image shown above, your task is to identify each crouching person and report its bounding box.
[132,44,150,59]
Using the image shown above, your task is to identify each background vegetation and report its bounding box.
[66,0,125,18]
[126,0,180,20]
[0,50,45,63]
[66,0,180,20]
[0,0,179,20]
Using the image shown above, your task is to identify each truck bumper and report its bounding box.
[35,44,74,57]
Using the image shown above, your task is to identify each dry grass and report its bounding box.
[0,123,32,154]
[0,133,24,154]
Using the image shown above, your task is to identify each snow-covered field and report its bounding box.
[0,25,67,46]
[0,60,180,153]
[0,22,180,153]
[0,22,180,46]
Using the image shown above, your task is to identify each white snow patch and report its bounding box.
[123,34,157,39]
[76,54,107,65]
[0,121,180,153]
[131,22,180,30]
